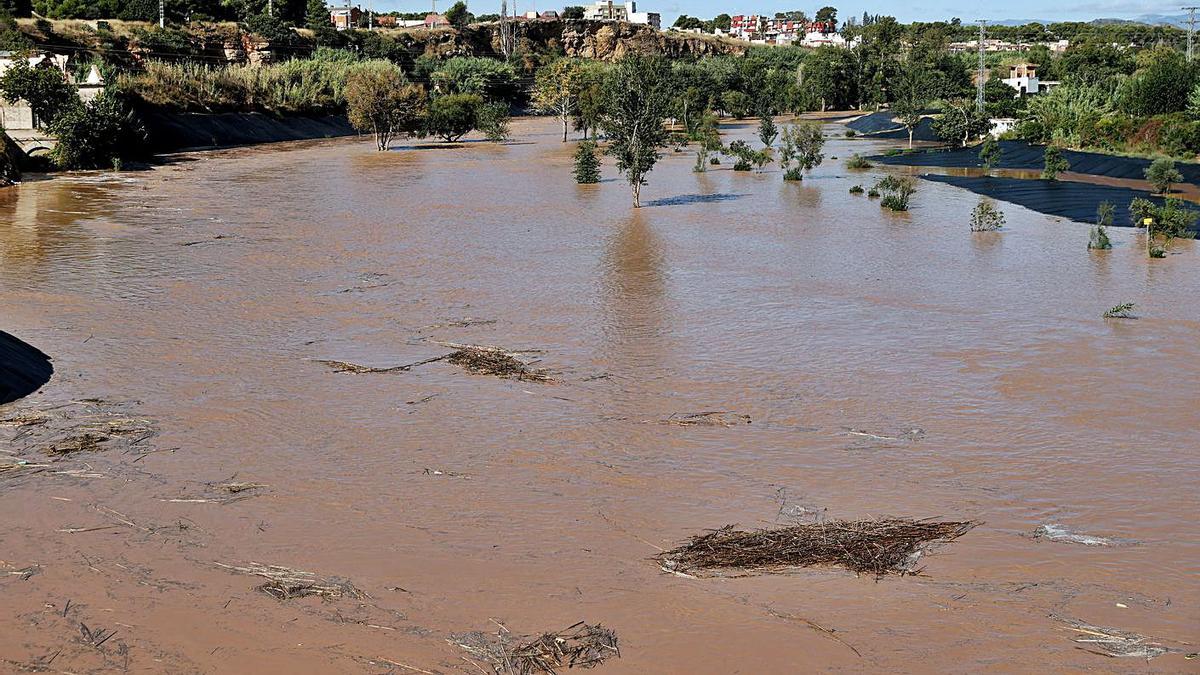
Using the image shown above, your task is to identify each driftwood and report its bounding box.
[453,621,619,674]
[1053,615,1171,659]
[215,562,366,601]
[316,342,552,382]
[659,411,751,427]
[657,518,977,578]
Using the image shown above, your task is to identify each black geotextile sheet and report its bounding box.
[0,330,53,404]
[922,174,1200,228]
[845,111,940,142]
[871,140,1200,183]
[140,110,357,153]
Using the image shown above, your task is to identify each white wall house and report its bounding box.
[1001,63,1040,95]
[582,1,660,29]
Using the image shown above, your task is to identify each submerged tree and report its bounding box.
[476,101,511,142]
[344,62,426,151]
[969,198,1005,231]
[892,67,930,149]
[875,175,917,211]
[599,54,670,208]
[426,93,481,142]
[1088,201,1113,250]
[533,58,583,143]
[1130,197,1197,258]
[778,122,824,181]
[1042,146,1069,181]
[979,137,1001,174]
[1145,158,1183,196]
[573,140,601,184]
[757,113,778,147]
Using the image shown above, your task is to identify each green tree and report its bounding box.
[344,62,426,151]
[0,60,76,128]
[532,58,583,142]
[476,101,510,142]
[599,54,670,208]
[1145,158,1183,196]
[757,113,777,147]
[1116,47,1195,118]
[573,140,600,183]
[969,198,1005,231]
[892,67,930,148]
[444,1,470,28]
[1088,202,1113,250]
[979,137,1001,173]
[1042,146,1069,181]
[562,5,583,19]
[932,100,990,147]
[49,92,146,170]
[815,6,837,23]
[304,0,327,30]
[426,93,481,142]
[720,90,750,119]
[1131,197,1197,257]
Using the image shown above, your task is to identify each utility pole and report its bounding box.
[976,20,987,112]
[1184,7,1198,61]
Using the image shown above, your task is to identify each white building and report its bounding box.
[1001,63,1041,95]
[582,1,660,29]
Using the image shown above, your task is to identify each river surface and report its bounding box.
[1,117,1198,673]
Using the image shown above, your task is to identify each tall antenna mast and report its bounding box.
[1184,7,1198,61]
[976,20,987,112]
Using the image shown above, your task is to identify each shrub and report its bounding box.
[846,153,872,169]
[849,184,864,194]
[733,158,752,171]
[1103,303,1136,319]
[709,155,720,165]
[757,113,777,147]
[844,129,856,138]
[969,198,1005,231]
[1130,197,1198,258]
[874,175,916,211]
[476,101,511,142]
[1088,202,1113,250]
[692,149,707,173]
[49,93,147,170]
[1145,157,1183,195]
[979,137,1001,172]
[783,167,802,181]
[867,188,880,198]
[426,93,481,142]
[1041,146,1070,181]
[573,140,601,184]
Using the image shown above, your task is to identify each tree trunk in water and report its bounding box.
[908,128,914,149]
[632,182,641,208]
[562,118,568,143]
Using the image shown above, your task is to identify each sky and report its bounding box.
[376,0,1187,25]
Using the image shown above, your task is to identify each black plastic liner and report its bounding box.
[141,110,357,153]
[922,174,1200,228]
[846,110,940,142]
[0,330,53,404]
[871,140,1200,183]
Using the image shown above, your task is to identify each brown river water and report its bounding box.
[1,117,1198,673]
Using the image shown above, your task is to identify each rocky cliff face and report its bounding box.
[557,21,747,60]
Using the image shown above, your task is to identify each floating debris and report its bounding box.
[1054,615,1171,659]
[215,562,366,601]
[657,518,977,578]
[452,621,619,674]
[45,433,108,456]
[443,345,552,383]
[1033,524,1119,547]
[660,411,752,427]
[314,357,444,374]
[160,479,270,505]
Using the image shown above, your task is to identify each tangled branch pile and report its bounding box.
[660,411,751,427]
[215,562,366,601]
[656,518,977,578]
[1,399,156,484]
[453,621,619,674]
[446,346,552,382]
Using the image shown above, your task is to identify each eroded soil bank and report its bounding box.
[1,118,1197,673]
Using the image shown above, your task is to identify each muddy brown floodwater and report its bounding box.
[1,117,1198,673]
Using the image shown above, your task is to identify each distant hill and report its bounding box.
[988,14,1187,27]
